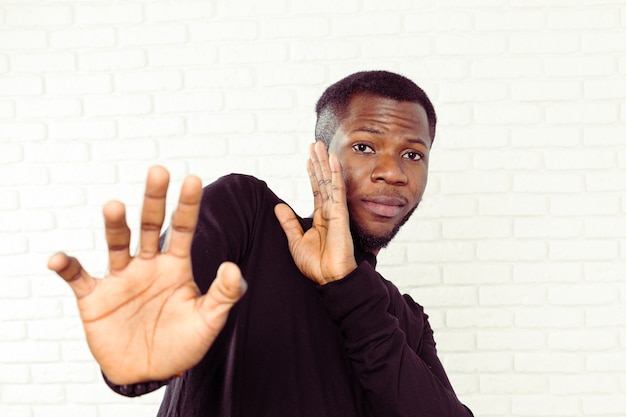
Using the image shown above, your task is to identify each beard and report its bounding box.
[348,203,418,253]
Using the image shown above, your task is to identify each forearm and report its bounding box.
[318,262,472,417]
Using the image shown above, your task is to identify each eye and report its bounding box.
[403,151,422,161]
[353,143,374,154]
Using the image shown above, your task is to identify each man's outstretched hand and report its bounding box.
[48,166,246,385]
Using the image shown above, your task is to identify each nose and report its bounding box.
[371,154,408,185]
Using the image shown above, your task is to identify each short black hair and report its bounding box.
[314,70,437,146]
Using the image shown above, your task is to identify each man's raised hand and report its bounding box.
[48,166,246,385]
[275,142,357,285]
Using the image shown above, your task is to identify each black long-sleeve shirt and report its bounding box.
[108,174,472,417]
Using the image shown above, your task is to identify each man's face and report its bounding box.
[328,93,432,253]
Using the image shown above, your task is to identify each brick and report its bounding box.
[24,142,90,163]
[0,364,29,383]
[440,172,510,194]
[439,82,508,103]
[61,340,95,362]
[118,116,184,138]
[20,186,85,209]
[0,100,13,117]
[549,8,619,29]
[0,143,22,163]
[407,241,475,263]
[0,321,26,340]
[582,396,626,416]
[418,195,477,218]
[0,210,55,232]
[0,384,64,405]
[549,240,619,261]
[586,306,626,327]
[428,150,472,173]
[480,285,546,306]
[261,17,329,38]
[79,49,146,71]
[511,80,580,102]
[442,218,510,239]
[220,41,288,63]
[477,330,545,350]
[582,32,626,53]
[226,134,298,156]
[471,57,543,79]
[0,189,18,210]
[475,10,545,31]
[546,102,617,124]
[584,126,626,147]
[154,91,222,113]
[4,5,72,26]
[587,352,626,371]
[511,126,581,148]
[115,70,182,92]
[480,374,548,394]
[75,4,142,25]
[0,164,48,186]
[585,79,626,100]
[32,405,98,417]
[0,75,43,95]
[50,27,116,49]
[409,286,477,307]
[362,37,432,59]
[83,94,151,117]
[474,103,542,125]
[510,32,579,54]
[146,1,214,21]
[479,195,550,216]
[184,68,254,89]
[513,173,584,194]
[514,218,583,239]
[187,111,255,134]
[433,331,475,352]
[189,20,258,41]
[257,64,326,87]
[0,233,28,255]
[405,11,473,32]
[0,406,30,417]
[477,241,546,261]
[119,24,187,46]
[548,330,618,351]
[148,44,218,68]
[89,138,158,162]
[585,217,626,238]
[0,29,47,49]
[584,262,626,282]
[440,126,509,149]
[49,119,117,140]
[11,52,75,73]
[551,195,620,216]
[291,0,359,14]
[16,98,81,118]
[443,352,511,373]
[511,395,579,416]
[225,89,294,110]
[49,163,117,185]
[545,55,616,77]
[45,74,112,95]
[331,15,402,36]
[435,34,507,55]
[31,363,96,383]
[515,307,583,328]
[516,352,584,373]
[0,340,60,362]
[443,263,511,285]
[379,264,441,289]
[289,40,358,61]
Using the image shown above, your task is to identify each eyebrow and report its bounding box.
[352,127,430,147]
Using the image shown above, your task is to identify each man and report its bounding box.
[49,71,473,416]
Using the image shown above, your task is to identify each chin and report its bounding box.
[350,206,418,253]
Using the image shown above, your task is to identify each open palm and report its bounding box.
[48,166,245,385]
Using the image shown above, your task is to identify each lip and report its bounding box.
[362,196,407,218]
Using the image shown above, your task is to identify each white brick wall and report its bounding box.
[1,1,625,416]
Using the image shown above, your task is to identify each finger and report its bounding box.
[103,200,131,272]
[329,153,347,205]
[197,262,246,332]
[47,253,96,299]
[139,166,170,258]
[166,175,203,258]
[310,142,330,201]
[315,141,334,199]
[306,158,322,210]
[274,203,304,251]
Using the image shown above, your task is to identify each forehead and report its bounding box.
[340,93,430,139]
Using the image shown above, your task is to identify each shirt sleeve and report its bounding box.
[317,261,473,417]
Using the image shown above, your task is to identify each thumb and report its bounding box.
[274,203,304,247]
[198,261,246,325]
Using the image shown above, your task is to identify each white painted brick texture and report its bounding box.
[1,1,625,416]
